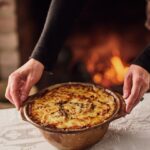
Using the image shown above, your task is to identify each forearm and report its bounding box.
[133,45,150,73]
[31,0,87,71]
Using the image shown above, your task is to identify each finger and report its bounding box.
[131,86,143,110]
[5,85,14,105]
[127,79,148,113]
[138,85,148,101]
[10,76,22,109]
[123,73,132,99]
[126,77,141,113]
[20,75,33,102]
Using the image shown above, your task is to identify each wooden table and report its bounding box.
[1,94,150,150]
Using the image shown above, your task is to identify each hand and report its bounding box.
[5,59,44,109]
[123,64,150,113]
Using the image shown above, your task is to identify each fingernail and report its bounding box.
[14,101,20,110]
[123,92,127,99]
[21,95,26,102]
[127,107,132,114]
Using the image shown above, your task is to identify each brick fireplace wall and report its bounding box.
[0,0,19,81]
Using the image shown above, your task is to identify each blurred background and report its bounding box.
[0,0,150,108]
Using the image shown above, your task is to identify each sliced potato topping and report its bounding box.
[29,84,116,129]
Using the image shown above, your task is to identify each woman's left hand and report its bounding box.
[123,64,150,113]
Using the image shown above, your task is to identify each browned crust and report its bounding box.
[27,83,117,130]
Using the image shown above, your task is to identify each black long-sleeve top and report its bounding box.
[31,0,150,73]
[31,0,87,71]
[133,46,150,73]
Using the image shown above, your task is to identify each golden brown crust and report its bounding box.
[28,83,116,130]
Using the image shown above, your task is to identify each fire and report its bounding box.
[93,73,102,84]
[85,35,129,87]
[92,56,129,87]
[110,56,129,82]
[104,56,128,86]
[69,32,129,87]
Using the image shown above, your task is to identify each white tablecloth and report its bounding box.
[1,94,150,150]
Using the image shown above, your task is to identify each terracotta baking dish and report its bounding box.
[20,82,126,150]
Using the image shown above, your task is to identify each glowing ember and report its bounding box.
[93,73,102,84]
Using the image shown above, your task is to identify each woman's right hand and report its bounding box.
[5,58,44,109]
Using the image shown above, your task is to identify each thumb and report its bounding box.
[21,75,33,102]
[123,73,132,99]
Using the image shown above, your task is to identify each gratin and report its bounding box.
[28,83,117,130]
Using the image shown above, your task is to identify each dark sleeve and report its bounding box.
[133,45,150,73]
[30,0,87,71]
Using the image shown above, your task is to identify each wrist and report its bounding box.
[29,58,45,71]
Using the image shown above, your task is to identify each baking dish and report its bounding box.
[20,82,126,150]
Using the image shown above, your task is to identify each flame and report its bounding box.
[69,33,129,87]
[110,56,128,82]
[93,73,102,84]
[105,56,128,86]
[86,35,129,87]
[92,56,129,87]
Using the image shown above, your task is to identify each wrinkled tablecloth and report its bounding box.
[1,94,150,150]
